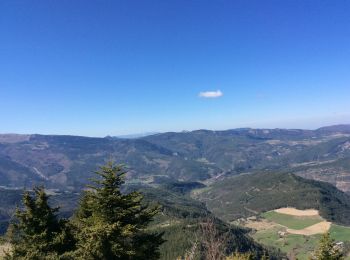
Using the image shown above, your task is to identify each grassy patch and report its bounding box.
[248,214,350,260]
[252,227,321,260]
[262,211,322,229]
[330,224,350,242]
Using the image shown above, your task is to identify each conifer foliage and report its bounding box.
[311,232,344,260]
[72,162,163,259]
[5,162,163,259]
[6,187,75,259]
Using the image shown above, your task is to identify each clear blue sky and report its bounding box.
[1,0,350,136]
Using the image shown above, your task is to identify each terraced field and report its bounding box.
[242,208,350,260]
[262,211,324,230]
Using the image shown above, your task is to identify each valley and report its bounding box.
[1,125,350,259]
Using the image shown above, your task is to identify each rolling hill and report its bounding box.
[1,125,350,192]
[194,172,350,225]
[1,126,350,258]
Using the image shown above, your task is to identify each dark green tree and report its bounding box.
[311,232,344,260]
[72,162,163,260]
[5,187,75,259]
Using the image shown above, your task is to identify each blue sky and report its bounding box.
[1,0,350,136]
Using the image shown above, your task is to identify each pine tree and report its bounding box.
[311,232,344,260]
[5,187,75,259]
[72,162,163,260]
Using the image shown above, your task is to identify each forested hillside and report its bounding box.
[1,125,350,193]
[0,179,285,259]
[194,172,350,225]
[1,127,350,258]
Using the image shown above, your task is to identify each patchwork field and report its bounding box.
[262,211,324,230]
[242,208,350,260]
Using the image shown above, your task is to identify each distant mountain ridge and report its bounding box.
[0,124,350,192]
[316,124,350,133]
[113,132,160,139]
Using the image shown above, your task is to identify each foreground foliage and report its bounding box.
[5,162,163,259]
[311,232,344,260]
[72,162,163,259]
[0,179,279,259]
[5,187,75,259]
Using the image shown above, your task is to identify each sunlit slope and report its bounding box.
[194,172,350,225]
[1,125,350,191]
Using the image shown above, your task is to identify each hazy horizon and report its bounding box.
[1,120,350,138]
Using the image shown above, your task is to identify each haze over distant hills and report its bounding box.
[114,132,160,139]
[0,124,350,193]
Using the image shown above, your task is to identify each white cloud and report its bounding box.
[199,90,223,98]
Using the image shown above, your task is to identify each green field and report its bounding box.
[330,224,350,241]
[252,224,350,260]
[249,211,350,260]
[262,211,323,229]
[252,226,321,260]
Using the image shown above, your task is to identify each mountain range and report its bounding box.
[1,125,350,192]
[2,125,350,258]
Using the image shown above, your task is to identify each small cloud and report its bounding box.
[199,90,223,98]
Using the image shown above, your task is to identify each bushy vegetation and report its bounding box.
[1,162,282,259]
[5,187,75,259]
[311,232,344,260]
[4,162,164,259]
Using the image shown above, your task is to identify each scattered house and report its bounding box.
[334,241,344,251]
[278,231,287,237]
